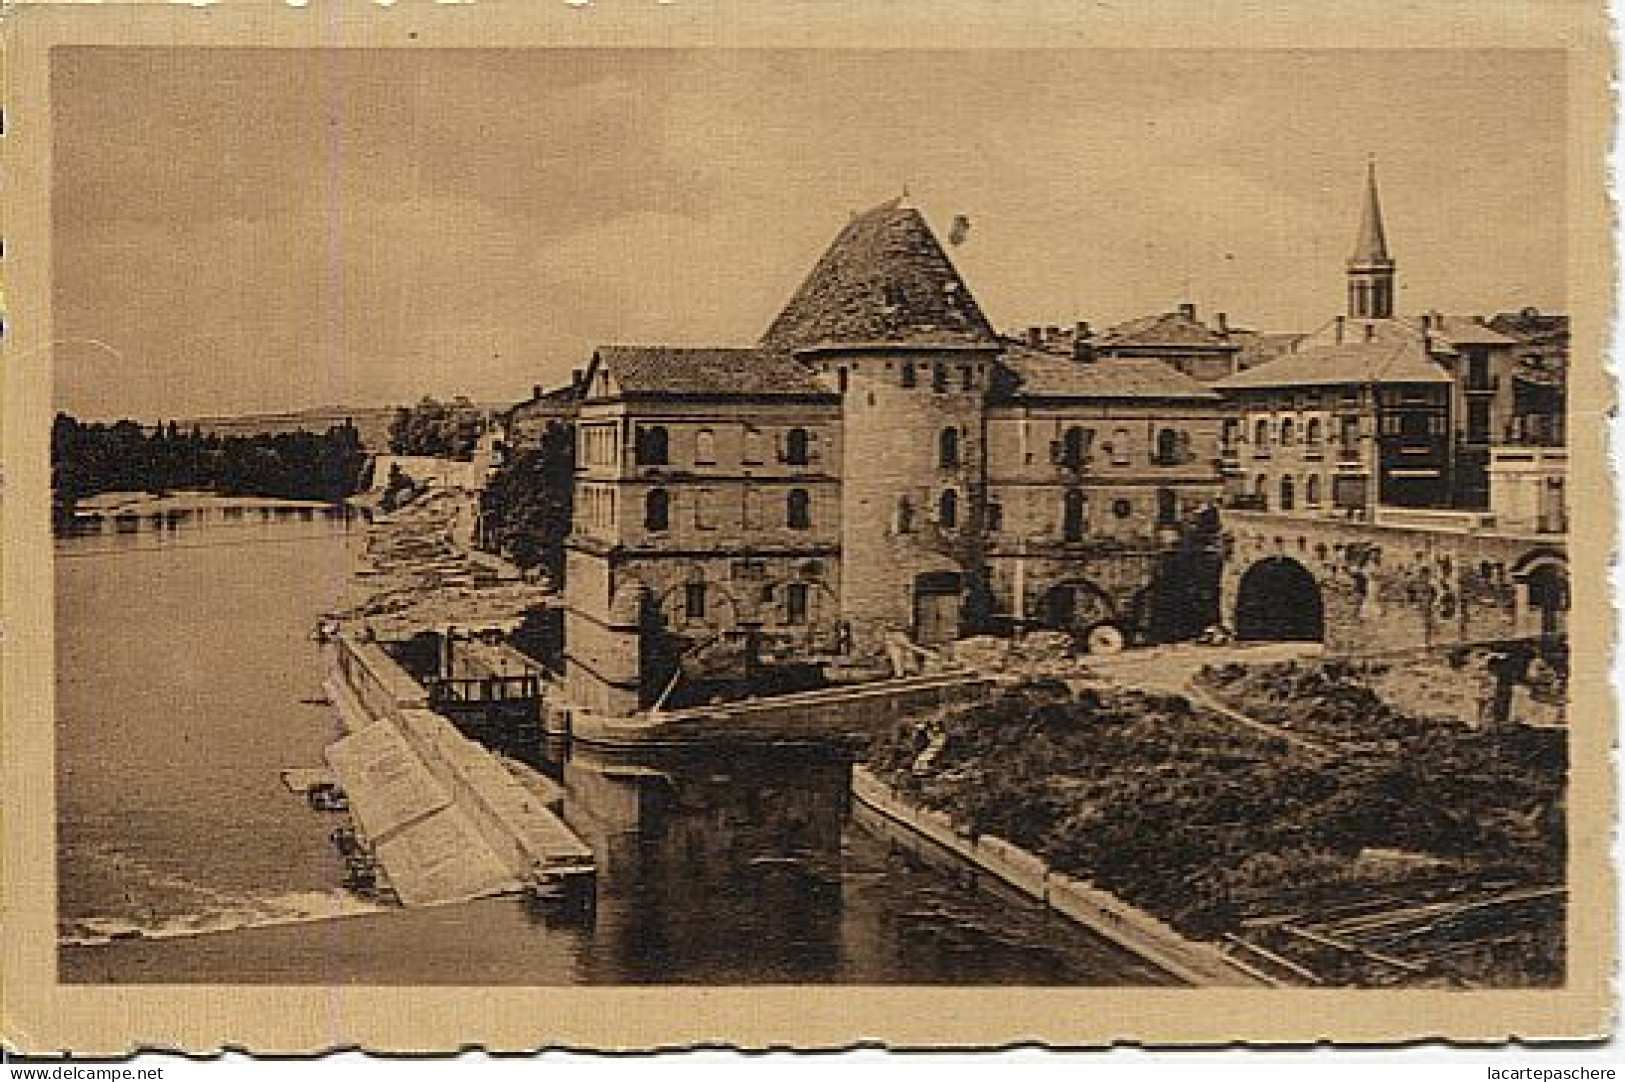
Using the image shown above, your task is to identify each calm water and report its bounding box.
[57,513,1173,985]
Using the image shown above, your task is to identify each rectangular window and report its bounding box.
[743,426,765,464]
[987,502,1003,532]
[741,486,761,530]
[932,364,948,393]
[785,583,809,625]
[684,582,706,620]
[695,487,715,529]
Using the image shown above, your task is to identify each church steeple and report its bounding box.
[1347,157,1396,319]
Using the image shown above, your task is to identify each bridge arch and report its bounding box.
[1234,556,1324,642]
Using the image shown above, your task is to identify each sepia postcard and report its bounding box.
[0,0,1615,1055]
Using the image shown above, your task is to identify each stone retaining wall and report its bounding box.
[851,766,1276,987]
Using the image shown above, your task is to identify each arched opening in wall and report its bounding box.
[938,427,960,468]
[938,489,959,529]
[1061,426,1090,468]
[1525,561,1570,645]
[1234,557,1324,642]
[1279,475,1296,511]
[785,428,811,466]
[644,489,670,531]
[1036,580,1116,638]
[1155,427,1180,464]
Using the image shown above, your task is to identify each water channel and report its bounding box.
[56,511,1173,985]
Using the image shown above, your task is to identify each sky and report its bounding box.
[51,47,1567,420]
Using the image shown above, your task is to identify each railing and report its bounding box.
[426,673,542,705]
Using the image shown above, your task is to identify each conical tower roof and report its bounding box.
[1349,159,1393,267]
[762,199,998,353]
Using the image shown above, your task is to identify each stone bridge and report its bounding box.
[1219,510,1568,654]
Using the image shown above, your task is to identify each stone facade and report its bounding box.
[1221,510,1568,654]
[558,201,1226,715]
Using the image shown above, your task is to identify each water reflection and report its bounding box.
[563,743,850,982]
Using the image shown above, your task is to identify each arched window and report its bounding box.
[895,496,914,534]
[787,488,811,529]
[938,489,959,529]
[785,428,811,466]
[1305,475,1322,506]
[837,367,849,394]
[644,489,670,531]
[684,581,707,620]
[1280,475,1296,511]
[1157,487,1178,525]
[938,427,960,468]
[901,362,917,388]
[695,428,716,465]
[1254,418,1270,446]
[636,425,669,465]
[1305,417,1323,445]
[743,426,765,464]
[1155,428,1181,464]
[1061,426,1090,468]
[1280,418,1295,446]
[932,364,948,392]
[1062,488,1086,541]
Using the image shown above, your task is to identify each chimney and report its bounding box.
[1178,302,1197,320]
[1334,316,1346,344]
[1045,325,1061,344]
[532,384,544,400]
[570,367,584,390]
[1214,311,1229,334]
[1075,320,1091,340]
[1026,326,1043,348]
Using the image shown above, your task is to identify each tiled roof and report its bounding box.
[761,200,999,353]
[997,344,1220,401]
[1213,335,1450,390]
[1095,310,1235,350]
[592,346,830,398]
[1429,316,1518,349]
[1230,331,1305,370]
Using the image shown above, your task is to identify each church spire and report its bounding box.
[1347,157,1396,319]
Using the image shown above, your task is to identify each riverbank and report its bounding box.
[851,766,1270,986]
[864,675,1566,987]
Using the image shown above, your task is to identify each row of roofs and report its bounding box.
[507,200,1564,417]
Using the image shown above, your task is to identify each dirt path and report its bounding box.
[1086,642,1338,760]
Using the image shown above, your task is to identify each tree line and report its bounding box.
[52,412,371,524]
[388,396,486,460]
[477,420,575,586]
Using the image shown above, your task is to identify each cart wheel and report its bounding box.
[1084,623,1126,655]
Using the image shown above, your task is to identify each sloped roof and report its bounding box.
[997,344,1220,401]
[1213,336,1450,390]
[1095,310,1236,351]
[1429,315,1518,349]
[761,200,998,353]
[1230,330,1306,370]
[592,346,830,398]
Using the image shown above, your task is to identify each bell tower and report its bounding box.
[1347,158,1396,319]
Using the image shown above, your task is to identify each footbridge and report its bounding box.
[1219,510,1568,654]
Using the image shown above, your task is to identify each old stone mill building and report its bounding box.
[551,172,1569,720]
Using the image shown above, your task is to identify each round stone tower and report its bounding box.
[762,200,1002,654]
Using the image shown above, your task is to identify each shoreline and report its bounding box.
[850,765,1278,988]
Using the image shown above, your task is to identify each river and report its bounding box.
[56,511,1174,985]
